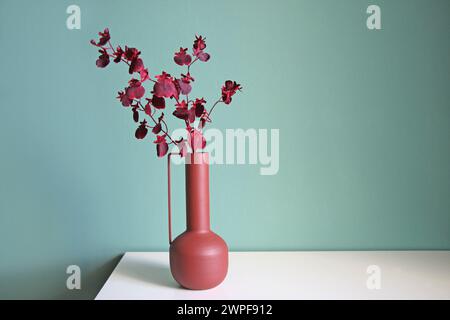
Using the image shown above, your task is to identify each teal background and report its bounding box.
[0,0,449,299]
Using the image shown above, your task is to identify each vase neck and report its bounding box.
[185,153,210,231]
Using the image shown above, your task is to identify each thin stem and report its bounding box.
[196,98,222,130]
[102,41,156,83]
[187,57,198,74]
[137,101,177,145]
[161,119,172,139]
[207,98,223,119]
[102,42,131,67]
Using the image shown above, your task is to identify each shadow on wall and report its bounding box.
[0,255,122,299]
[66,255,123,299]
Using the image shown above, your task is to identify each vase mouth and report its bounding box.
[186,152,209,165]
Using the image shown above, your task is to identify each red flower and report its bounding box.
[181,73,194,83]
[174,99,196,123]
[174,47,192,66]
[123,47,143,76]
[90,28,110,47]
[96,49,110,68]
[193,98,206,117]
[197,52,210,62]
[92,29,243,159]
[117,90,132,107]
[135,120,148,139]
[113,46,124,63]
[221,80,242,104]
[193,35,210,62]
[193,35,206,54]
[153,72,178,99]
[154,135,169,157]
[188,128,206,152]
[129,58,144,74]
[126,79,145,100]
[177,79,192,95]
[174,73,194,96]
[124,47,140,61]
[176,100,188,109]
[173,100,189,120]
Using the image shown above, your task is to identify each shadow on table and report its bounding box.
[116,257,181,289]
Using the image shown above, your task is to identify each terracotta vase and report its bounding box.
[167,152,228,290]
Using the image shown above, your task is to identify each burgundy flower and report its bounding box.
[174,99,201,123]
[96,49,110,68]
[193,35,210,62]
[154,135,169,157]
[152,95,165,109]
[153,72,178,99]
[173,100,189,120]
[181,73,194,83]
[91,29,243,159]
[117,90,132,107]
[129,57,144,74]
[90,28,110,47]
[177,79,192,95]
[126,85,145,99]
[221,80,242,104]
[124,47,140,61]
[175,100,188,109]
[174,47,192,66]
[188,128,206,152]
[135,120,148,139]
[125,79,145,100]
[113,46,124,63]
[193,98,206,117]
[197,51,210,62]
[173,72,194,97]
[193,35,206,54]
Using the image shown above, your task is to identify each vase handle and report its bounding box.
[167,152,178,245]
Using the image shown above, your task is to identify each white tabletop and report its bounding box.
[95,251,450,300]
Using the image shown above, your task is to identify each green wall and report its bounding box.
[0,0,449,299]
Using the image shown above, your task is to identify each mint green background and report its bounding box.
[0,0,449,299]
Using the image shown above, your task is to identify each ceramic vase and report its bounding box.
[167,152,228,290]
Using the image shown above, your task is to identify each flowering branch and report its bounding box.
[91,29,242,158]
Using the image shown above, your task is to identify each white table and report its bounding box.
[95,251,450,300]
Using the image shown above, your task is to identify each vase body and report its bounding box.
[169,152,228,290]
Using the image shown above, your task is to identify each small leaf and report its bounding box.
[133,109,139,122]
[156,141,168,157]
[135,125,148,139]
